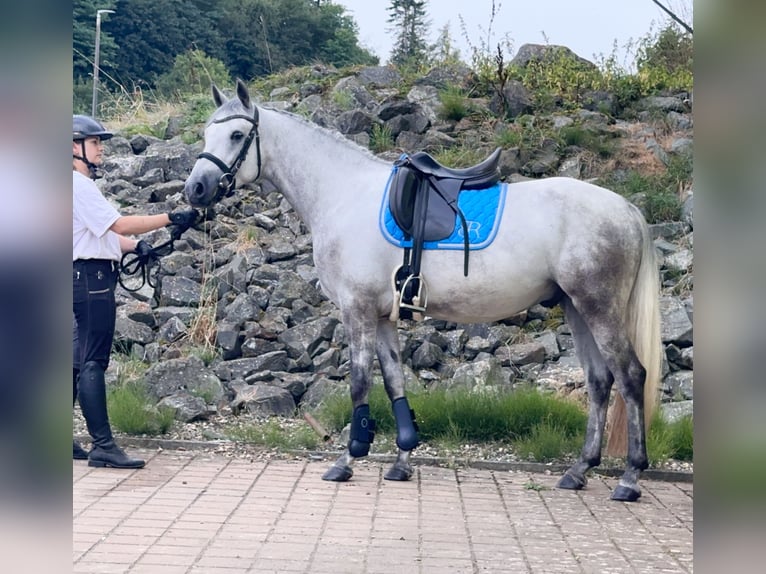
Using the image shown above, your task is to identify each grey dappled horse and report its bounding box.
[184,80,662,502]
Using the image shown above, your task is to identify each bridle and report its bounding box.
[196,104,262,203]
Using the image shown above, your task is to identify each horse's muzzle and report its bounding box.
[184,180,212,208]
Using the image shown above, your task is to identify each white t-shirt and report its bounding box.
[72,170,121,261]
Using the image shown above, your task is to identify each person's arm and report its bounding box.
[110,214,171,236]
[117,235,140,254]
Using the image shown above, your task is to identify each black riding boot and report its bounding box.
[72,367,89,460]
[78,361,145,469]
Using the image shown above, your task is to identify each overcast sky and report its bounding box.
[334,0,682,69]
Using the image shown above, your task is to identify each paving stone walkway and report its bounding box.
[73,448,693,573]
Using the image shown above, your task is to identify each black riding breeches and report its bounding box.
[73,259,118,372]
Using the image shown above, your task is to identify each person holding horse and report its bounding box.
[73,114,200,468]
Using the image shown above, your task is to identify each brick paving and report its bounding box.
[73,449,692,573]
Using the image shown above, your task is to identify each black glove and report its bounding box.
[168,209,201,232]
[134,240,157,264]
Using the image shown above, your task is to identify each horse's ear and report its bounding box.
[235,78,251,110]
[212,84,226,108]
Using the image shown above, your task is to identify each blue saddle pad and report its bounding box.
[379,174,507,250]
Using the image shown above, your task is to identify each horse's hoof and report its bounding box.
[383,463,413,481]
[611,485,641,502]
[322,465,353,482]
[557,472,586,490]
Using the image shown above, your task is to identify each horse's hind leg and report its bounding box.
[560,295,648,502]
[375,318,419,481]
[322,311,379,482]
[557,297,614,491]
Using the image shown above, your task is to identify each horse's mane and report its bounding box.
[268,105,389,165]
[211,97,389,166]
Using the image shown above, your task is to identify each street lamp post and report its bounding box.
[91,9,115,118]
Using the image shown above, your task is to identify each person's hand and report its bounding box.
[168,209,201,232]
[134,240,157,264]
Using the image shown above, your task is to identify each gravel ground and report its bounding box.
[73,407,693,476]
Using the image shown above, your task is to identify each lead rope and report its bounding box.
[118,222,195,305]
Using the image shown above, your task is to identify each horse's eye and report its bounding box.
[231,131,244,142]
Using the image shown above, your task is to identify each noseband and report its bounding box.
[197,105,262,202]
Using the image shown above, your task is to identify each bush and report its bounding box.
[647,413,694,466]
[438,86,471,121]
[155,49,232,99]
[107,381,175,436]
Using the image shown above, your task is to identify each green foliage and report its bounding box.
[494,126,522,148]
[514,421,582,462]
[647,413,694,466]
[514,53,602,113]
[155,50,232,99]
[331,89,355,110]
[218,0,376,80]
[226,418,320,450]
[107,381,175,436]
[73,0,376,94]
[438,86,471,121]
[601,155,691,223]
[636,24,693,77]
[431,22,462,67]
[73,0,118,81]
[73,77,93,116]
[370,123,395,153]
[317,384,587,444]
[432,146,491,169]
[523,479,549,491]
[505,114,551,153]
[559,125,615,158]
[387,0,431,68]
[458,0,514,97]
[89,0,223,88]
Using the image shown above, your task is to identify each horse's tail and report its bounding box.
[605,210,662,457]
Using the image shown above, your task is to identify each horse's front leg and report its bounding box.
[322,311,378,482]
[376,318,419,481]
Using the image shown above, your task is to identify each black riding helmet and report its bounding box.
[73,115,113,141]
[73,115,113,179]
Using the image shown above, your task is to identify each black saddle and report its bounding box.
[389,147,501,253]
[387,148,501,320]
[405,147,502,187]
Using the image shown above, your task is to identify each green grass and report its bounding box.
[225,418,321,450]
[559,125,615,158]
[494,126,522,148]
[647,413,694,466]
[600,154,691,223]
[438,86,471,121]
[514,421,583,463]
[317,385,693,467]
[107,381,175,436]
[317,385,587,461]
[432,146,493,170]
[369,123,394,153]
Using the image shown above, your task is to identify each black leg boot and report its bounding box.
[78,361,145,469]
[72,367,89,460]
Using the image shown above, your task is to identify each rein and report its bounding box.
[196,106,261,202]
[118,224,188,296]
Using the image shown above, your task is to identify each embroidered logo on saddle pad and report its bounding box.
[380,176,507,250]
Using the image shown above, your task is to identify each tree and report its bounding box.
[73,0,118,81]
[72,0,377,91]
[217,0,376,80]
[101,0,222,89]
[387,0,430,68]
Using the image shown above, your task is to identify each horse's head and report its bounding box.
[184,78,261,208]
